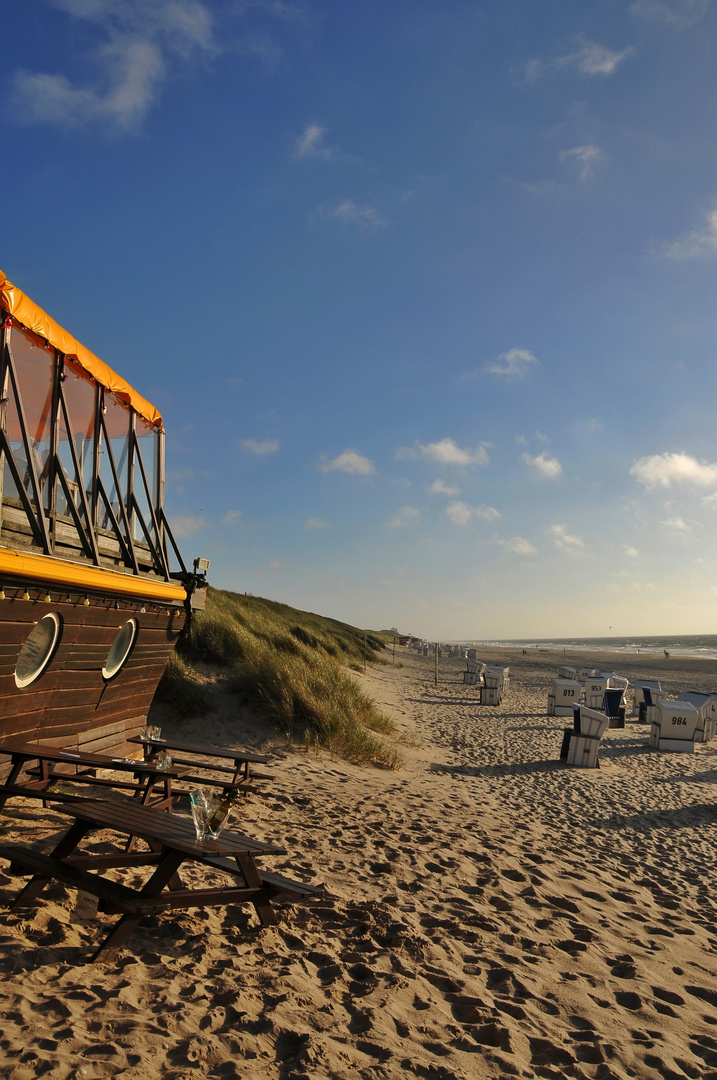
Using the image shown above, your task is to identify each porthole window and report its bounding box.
[15,613,62,688]
[103,619,138,680]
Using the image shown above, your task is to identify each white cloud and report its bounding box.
[387,506,420,529]
[560,144,607,182]
[305,517,331,530]
[241,437,279,455]
[171,514,206,538]
[494,535,537,555]
[662,207,717,259]
[321,449,375,475]
[445,501,473,526]
[428,479,460,496]
[661,516,690,531]
[630,451,717,488]
[12,0,216,132]
[446,501,501,525]
[527,38,633,81]
[485,347,539,379]
[294,122,335,160]
[630,0,707,26]
[623,545,639,557]
[549,524,585,553]
[329,200,390,232]
[397,437,490,467]
[523,452,562,478]
[221,509,241,526]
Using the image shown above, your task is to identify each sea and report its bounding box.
[456,635,717,661]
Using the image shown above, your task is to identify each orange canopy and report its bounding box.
[0,269,162,430]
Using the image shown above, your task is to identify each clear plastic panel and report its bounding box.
[5,326,54,510]
[98,392,130,529]
[133,416,159,544]
[56,361,95,518]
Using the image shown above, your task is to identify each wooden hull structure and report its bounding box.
[0,270,204,756]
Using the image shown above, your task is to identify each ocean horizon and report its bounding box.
[450,634,717,661]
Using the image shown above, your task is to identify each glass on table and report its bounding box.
[155,749,173,771]
[190,787,213,841]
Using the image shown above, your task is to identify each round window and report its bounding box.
[103,619,138,680]
[15,613,62,688]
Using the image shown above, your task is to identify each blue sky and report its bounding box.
[4,0,717,640]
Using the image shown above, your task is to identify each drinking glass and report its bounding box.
[155,749,173,771]
[139,726,151,742]
[190,787,212,841]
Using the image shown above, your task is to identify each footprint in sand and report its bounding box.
[614,990,642,1010]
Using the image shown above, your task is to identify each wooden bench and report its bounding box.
[0,742,188,811]
[129,736,272,798]
[199,853,324,900]
[0,799,311,962]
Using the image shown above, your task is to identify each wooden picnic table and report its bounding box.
[0,797,319,963]
[128,734,272,794]
[0,741,189,810]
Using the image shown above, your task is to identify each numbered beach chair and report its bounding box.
[602,688,625,729]
[560,705,608,768]
[648,700,699,753]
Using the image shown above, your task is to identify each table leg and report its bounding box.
[0,755,28,810]
[91,848,186,962]
[11,820,93,909]
[235,853,277,927]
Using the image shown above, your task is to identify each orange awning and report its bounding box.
[0,547,185,604]
[0,269,162,430]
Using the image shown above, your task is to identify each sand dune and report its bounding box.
[0,645,716,1079]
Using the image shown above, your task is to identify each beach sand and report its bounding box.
[0,645,716,1078]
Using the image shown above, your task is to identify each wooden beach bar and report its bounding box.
[0,269,205,758]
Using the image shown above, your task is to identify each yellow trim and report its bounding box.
[0,269,162,430]
[0,548,186,605]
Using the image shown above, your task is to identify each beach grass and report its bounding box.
[164,587,402,767]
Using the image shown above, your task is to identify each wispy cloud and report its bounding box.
[221,509,241,526]
[549,524,585,553]
[305,517,331,530]
[171,514,206,538]
[623,545,639,557]
[397,437,490,467]
[328,200,390,232]
[387,506,420,529]
[320,449,375,475]
[485,347,539,379]
[630,0,707,27]
[560,144,607,182]
[494,535,537,555]
[428,479,460,496]
[661,515,691,531]
[446,501,501,525]
[523,452,562,479]
[294,122,336,160]
[630,451,717,488]
[662,206,717,259]
[526,37,633,81]
[11,0,217,132]
[241,437,280,455]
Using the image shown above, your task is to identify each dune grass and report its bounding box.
[160,587,402,768]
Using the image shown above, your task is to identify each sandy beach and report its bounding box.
[1,645,717,1079]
